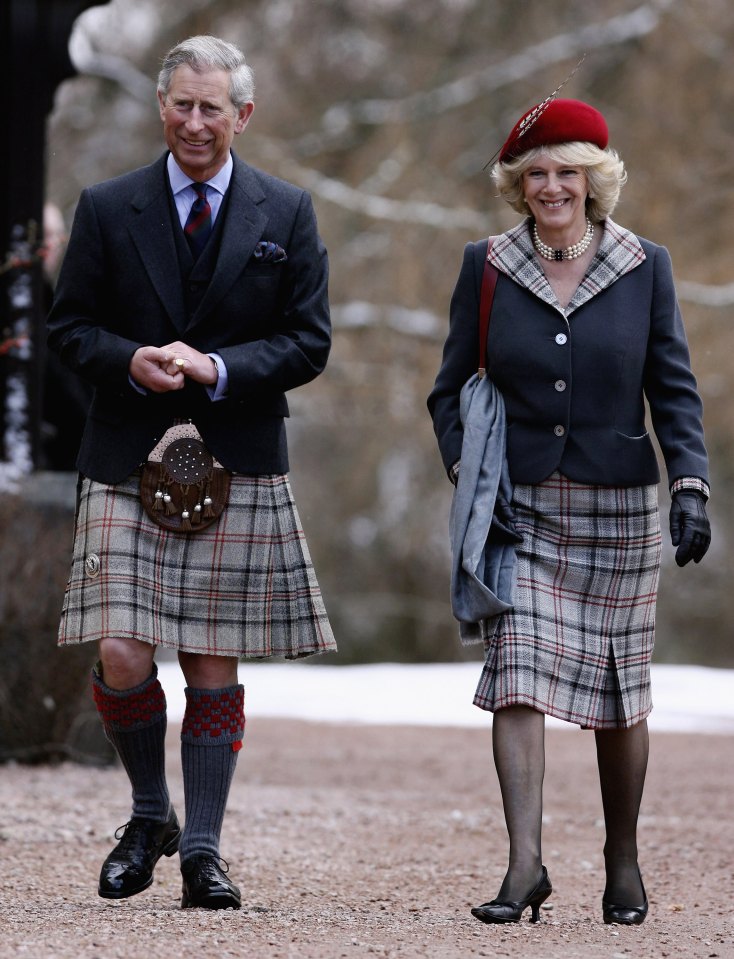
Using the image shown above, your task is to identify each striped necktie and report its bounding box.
[184,182,212,257]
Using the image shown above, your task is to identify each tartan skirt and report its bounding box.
[474,473,661,729]
[58,473,337,659]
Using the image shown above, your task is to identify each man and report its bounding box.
[48,35,336,910]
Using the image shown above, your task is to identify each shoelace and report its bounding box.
[114,819,135,841]
[185,854,231,875]
[112,819,160,854]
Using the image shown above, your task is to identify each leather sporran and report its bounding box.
[140,424,231,533]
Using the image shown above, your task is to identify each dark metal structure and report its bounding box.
[0,0,108,484]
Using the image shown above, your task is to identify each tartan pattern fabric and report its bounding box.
[59,473,337,659]
[91,664,167,731]
[181,685,245,746]
[670,475,710,499]
[488,217,646,315]
[474,473,661,729]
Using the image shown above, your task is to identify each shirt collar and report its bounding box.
[166,152,233,197]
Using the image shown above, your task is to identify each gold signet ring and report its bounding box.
[175,358,185,369]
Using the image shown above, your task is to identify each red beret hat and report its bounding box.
[498,98,608,163]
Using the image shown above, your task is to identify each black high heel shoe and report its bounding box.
[602,868,648,925]
[471,866,552,924]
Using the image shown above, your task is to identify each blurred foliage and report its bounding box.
[43,0,734,666]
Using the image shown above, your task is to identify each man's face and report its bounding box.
[158,65,254,181]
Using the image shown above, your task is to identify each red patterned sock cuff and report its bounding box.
[181,685,245,746]
[91,664,167,731]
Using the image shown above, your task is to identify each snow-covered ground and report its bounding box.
[157,662,734,734]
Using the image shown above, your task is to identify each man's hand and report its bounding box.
[669,490,711,567]
[160,341,218,386]
[129,342,219,393]
[129,346,185,393]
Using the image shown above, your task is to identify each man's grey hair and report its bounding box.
[158,35,255,109]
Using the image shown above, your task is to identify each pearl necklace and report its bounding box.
[533,217,594,261]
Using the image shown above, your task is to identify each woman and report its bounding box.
[428,98,710,925]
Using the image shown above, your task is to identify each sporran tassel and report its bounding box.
[153,465,166,511]
[203,479,215,518]
[180,488,192,531]
[191,483,203,526]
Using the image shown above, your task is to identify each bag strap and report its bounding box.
[477,236,499,379]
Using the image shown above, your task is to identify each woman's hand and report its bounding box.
[490,494,524,545]
[669,491,711,566]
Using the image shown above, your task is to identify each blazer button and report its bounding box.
[554,425,566,437]
[555,333,567,345]
[554,379,567,391]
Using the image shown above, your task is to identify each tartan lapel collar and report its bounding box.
[487,217,646,314]
[568,218,646,312]
[488,221,555,307]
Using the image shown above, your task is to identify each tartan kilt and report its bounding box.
[474,473,661,729]
[58,472,336,659]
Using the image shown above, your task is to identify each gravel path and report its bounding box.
[1,720,732,958]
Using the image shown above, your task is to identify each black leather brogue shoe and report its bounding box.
[98,807,180,899]
[180,855,241,910]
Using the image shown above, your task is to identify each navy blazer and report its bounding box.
[47,153,330,484]
[428,222,709,488]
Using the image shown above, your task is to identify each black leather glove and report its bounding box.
[489,494,523,545]
[669,490,711,567]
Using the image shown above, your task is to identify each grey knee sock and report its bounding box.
[179,684,245,863]
[91,662,171,822]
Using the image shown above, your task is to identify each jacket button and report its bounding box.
[555,333,567,345]
[554,379,566,391]
[554,425,565,437]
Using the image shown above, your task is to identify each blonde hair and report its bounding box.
[491,141,627,222]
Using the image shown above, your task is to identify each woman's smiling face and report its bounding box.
[522,155,589,238]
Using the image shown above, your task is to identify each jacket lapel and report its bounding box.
[186,156,268,330]
[128,156,187,331]
[488,217,646,315]
[568,218,646,313]
[489,222,556,308]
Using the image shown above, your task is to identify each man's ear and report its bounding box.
[234,102,255,135]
